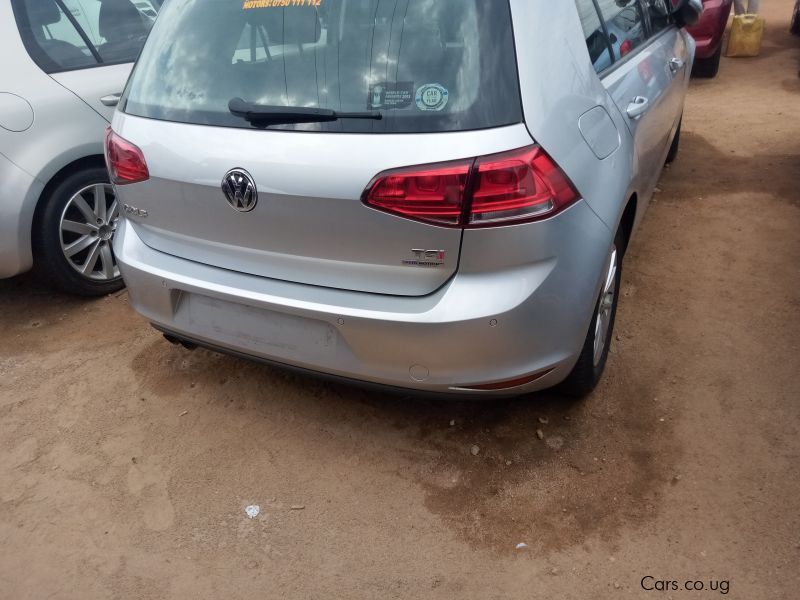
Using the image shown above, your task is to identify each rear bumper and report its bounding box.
[115,201,609,396]
[0,153,42,279]
[688,0,733,58]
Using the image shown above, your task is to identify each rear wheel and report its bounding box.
[559,233,623,397]
[692,43,723,78]
[33,167,124,296]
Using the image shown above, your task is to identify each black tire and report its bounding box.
[692,43,723,78]
[791,1,800,36]
[558,231,623,398]
[665,118,682,165]
[33,166,124,297]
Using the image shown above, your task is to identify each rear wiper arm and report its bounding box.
[229,97,382,127]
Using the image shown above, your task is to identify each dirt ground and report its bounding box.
[2,3,799,599]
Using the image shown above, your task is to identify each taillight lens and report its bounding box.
[363,145,578,228]
[362,159,472,226]
[470,146,578,226]
[104,127,149,185]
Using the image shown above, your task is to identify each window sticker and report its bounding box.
[415,83,449,112]
[367,82,414,110]
[242,0,322,9]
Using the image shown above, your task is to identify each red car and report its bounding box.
[688,0,734,77]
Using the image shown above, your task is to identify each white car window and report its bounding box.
[62,0,103,47]
[16,0,97,70]
[61,0,156,63]
[13,0,161,73]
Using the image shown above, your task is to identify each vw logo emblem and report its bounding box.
[221,168,258,212]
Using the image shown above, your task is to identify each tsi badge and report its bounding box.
[221,168,258,212]
[403,249,446,268]
[123,204,148,218]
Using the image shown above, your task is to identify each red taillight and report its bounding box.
[620,39,633,57]
[363,145,578,228]
[363,159,472,226]
[469,146,578,226]
[104,127,149,185]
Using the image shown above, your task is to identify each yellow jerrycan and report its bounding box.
[726,14,765,57]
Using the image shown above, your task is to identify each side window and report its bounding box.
[12,0,161,73]
[575,0,614,73]
[61,1,104,48]
[595,0,648,62]
[14,0,98,72]
[61,0,158,64]
[642,0,674,36]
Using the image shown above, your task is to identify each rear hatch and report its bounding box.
[116,0,524,296]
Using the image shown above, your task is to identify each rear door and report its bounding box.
[12,0,160,121]
[594,0,687,198]
[639,0,690,138]
[51,63,133,122]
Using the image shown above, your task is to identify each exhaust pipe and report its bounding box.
[162,333,197,351]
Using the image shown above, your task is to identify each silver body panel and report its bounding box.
[117,198,609,395]
[0,1,133,278]
[114,0,694,394]
[116,115,534,296]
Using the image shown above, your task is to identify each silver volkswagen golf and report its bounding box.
[110,0,701,396]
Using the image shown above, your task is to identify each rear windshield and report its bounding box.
[122,0,523,133]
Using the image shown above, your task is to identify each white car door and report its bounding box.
[24,0,159,121]
[51,63,133,122]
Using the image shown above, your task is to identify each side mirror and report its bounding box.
[671,0,704,28]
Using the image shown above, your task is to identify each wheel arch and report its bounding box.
[31,154,107,248]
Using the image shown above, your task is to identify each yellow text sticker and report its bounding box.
[243,0,322,8]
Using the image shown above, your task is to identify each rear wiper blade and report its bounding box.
[229,97,382,127]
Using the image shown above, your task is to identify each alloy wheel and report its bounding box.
[59,183,121,281]
[593,245,618,367]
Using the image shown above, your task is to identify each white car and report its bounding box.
[0,0,160,295]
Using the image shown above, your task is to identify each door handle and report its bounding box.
[626,96,649,120]
[669,57,685,73]
[100,93,122,107]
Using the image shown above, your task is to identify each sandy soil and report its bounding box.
[2,3,799,598]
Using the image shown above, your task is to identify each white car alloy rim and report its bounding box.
[593,245,618,367]
[59,183,121,281]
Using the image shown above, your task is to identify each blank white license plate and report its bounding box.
[180,293,337,361]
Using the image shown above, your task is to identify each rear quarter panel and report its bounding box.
[450,1,637,361]
[509,0,633,239]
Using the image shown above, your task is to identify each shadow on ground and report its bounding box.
[120,303,676,555]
